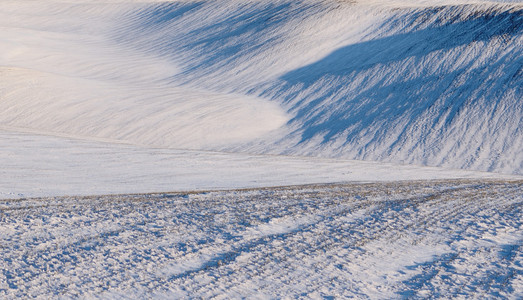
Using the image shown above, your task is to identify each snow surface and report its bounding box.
[1,180,521,298]
[1,1,522,298]
[3,128,518,200]
[1,0,522,175]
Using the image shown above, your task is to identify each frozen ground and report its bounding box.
[1,180,521,298]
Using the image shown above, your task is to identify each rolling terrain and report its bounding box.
[1,0,521,175]
[1,0,522,298]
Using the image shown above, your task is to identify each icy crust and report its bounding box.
[0,180,521,298]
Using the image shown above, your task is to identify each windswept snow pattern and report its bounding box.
[0,180,521,298]
[1,1,523,298]
[0,1,288,149]
[1,0,522,174]
[270,3,523,174]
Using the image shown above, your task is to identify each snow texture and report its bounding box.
[1,0,522,175]
[1,1,522,298]
[0,180,521,298]
[3,128,517,200]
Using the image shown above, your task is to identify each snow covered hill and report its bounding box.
[1,2,522,298]
[1,0,521,174]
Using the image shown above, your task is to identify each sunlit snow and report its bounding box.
[0,0,522,298]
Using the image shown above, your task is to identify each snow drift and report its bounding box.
[1,0,522,174]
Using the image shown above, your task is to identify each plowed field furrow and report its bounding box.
[0,180,521,298]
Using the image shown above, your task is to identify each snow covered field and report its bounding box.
[1,180,521,298]
[1,0,522,298]
[1,129,518,200]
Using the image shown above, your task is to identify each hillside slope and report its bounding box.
[1,0,521,174]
